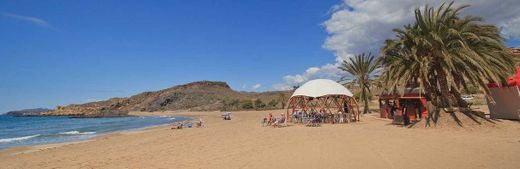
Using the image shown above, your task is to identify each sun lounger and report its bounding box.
[273,117,287,128]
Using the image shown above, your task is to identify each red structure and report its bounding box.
[506,67,520,87]
[486,49,520,120]
[488,48,520,88]
[379,88,429,125]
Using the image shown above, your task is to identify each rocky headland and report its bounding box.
[43,81,290,117]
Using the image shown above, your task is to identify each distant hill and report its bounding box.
[44,81,291,117]
[5,108,51,116]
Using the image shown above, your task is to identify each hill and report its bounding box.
[44,81,291,117]
[5,108,51,116]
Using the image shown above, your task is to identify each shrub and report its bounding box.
[254,99,266,110]
[221,99,240,111]
[268,99,278,108]
[353,91,373,101]
[241,100,254,109]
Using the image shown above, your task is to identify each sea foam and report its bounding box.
[0,134,41,143]
[58,131,96,135]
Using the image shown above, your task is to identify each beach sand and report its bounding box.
[1,110,519,169]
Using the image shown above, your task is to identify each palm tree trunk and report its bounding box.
[361,79,369,114]
[435,65,455,108]
[363,93,369,114]
[423,83,440,125]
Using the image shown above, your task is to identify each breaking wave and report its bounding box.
[0,134,41,143]
[58,131,96,135]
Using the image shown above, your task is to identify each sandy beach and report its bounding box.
[1,110,519,169]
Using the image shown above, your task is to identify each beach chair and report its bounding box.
[273,117,287,128]
[222,112,232,120]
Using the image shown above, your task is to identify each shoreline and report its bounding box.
[0,112,196,153]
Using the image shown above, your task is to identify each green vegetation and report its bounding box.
[222,98,284,111]
[353,91,373,102]
[240,100,254,110]
[339,53,379,114]
[278,93,287,109]
[378,2,515,109]
[267,99,278,108]
[254,99,266,110]
[461,85,481,94]
[221,99,240,111]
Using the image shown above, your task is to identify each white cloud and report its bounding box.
[273,0,520,90]
[273,64,347,90]
[252,84,262,90]
[3,13,54,30]
[502,16,520,39]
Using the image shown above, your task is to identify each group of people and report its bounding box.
[292,108,354,126]
[171,118,204,129]
[262,113,286,127]
[262,107,355,128]
[381,99,423,125]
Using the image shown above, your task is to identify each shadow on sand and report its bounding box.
[406,109,498,128]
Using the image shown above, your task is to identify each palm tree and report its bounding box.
[339,53,379,114]
[378,2,515,109]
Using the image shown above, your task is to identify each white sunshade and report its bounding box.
[291,79,353,98]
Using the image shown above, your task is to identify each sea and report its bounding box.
[0,115,189,149]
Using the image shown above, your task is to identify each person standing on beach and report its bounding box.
[267,113,273,126]
[338,110,344,123]
[199,118,204,127]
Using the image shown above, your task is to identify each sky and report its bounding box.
[1,0,519,113]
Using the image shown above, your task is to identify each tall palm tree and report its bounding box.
[379,2,515,109]
[339,53,379,114]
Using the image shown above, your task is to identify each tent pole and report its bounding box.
[352,97,361,121]
[286,97,291,123]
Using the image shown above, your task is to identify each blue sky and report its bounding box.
[1,0,519,113]
[0,0,339,112]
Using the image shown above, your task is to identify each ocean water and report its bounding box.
[0,115,189,149]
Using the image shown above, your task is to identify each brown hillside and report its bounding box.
[44,81,291,117]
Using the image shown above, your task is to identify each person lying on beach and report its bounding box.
[171,122,183,129]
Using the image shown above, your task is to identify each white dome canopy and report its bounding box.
[291,79,353,98]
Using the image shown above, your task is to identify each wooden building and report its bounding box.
[379,88,429,125]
